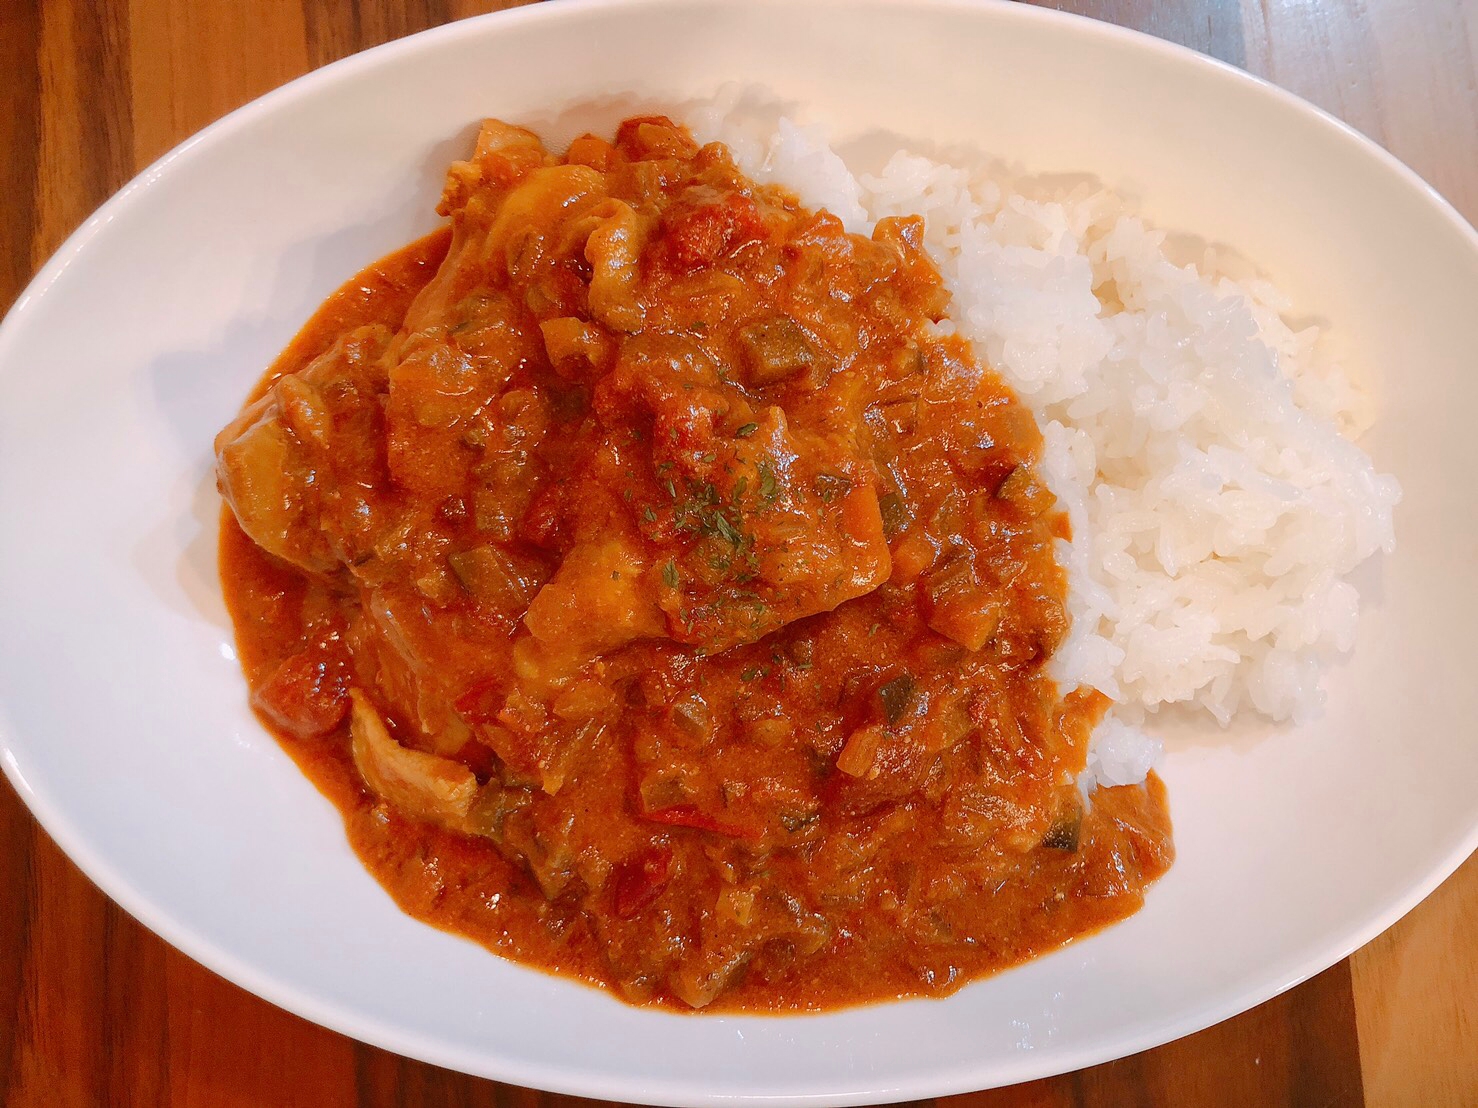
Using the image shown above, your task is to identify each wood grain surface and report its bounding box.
[1,1,1474,1105]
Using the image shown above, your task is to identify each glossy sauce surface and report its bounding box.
[217,118,1171,1011]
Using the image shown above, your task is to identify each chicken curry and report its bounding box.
[217,116,1171,1011]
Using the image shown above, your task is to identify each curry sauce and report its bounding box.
[217,117,1171,1011]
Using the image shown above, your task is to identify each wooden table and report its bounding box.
[2,1,1474,1104]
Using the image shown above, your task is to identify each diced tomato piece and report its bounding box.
[639,804,762,842]
[518,483,565,549]
[611,847,673,918]
[613,115,695,159]
[251,651,348,740]
[453,677,503,723]
[651,401,718,469]
[662,192,766,271]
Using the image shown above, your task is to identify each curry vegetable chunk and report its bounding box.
[217,116,1171,1011]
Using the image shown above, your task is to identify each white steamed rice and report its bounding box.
[685,99,1401,788]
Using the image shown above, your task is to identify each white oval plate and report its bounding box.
[2,0,1476,1103]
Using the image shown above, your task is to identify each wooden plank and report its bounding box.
[931,963,1363,1107]
[30,0,134,267]
[1242,0,1478,220]
[126,0,311,170]
[1352,853,1478,1108]
[0,0,42,317]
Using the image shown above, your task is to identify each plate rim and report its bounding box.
[2,0,1477,1102]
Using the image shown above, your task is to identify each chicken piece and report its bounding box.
[216,414,331,573]
[522,534,665,670]
[411,159,608,335]
[583,198,648,332]
[643,403,892,652]
[214,325,392,575]
[348,689,477,830]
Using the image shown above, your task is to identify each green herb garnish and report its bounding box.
[757,460,780,503]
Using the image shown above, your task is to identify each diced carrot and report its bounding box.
[928,593,1003,652]
[836,725,884,778]
[838,484,893,590]
[890,531,936,585]
[840,484,886,547]
[564,134,614,171]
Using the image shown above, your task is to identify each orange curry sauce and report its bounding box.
[217,117,1171,1011]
